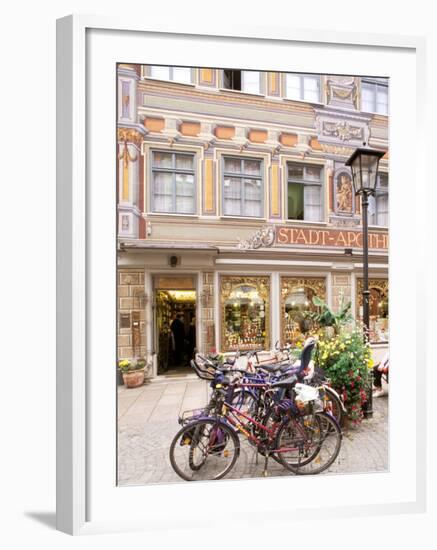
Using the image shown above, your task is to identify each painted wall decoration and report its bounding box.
[121,80,130,119]
[336,172,354,214]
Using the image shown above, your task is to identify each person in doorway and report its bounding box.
[170,312,186,366]
[187,316,196,364]
[373,352,389,397]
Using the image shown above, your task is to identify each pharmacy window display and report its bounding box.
[356,278,389,342]
[221,276,270,351]
[281,278,326,344]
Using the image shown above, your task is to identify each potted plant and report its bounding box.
[118,358,146,389]
[309,295,353,338]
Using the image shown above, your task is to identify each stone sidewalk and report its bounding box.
[118,374,388,486]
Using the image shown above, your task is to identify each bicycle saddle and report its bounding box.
[256,363,287,374]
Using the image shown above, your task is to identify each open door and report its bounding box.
[154,276,197,375]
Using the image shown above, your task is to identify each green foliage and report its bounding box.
[314,329,373,423]
[118,358,146,372]
[309,295,353,333]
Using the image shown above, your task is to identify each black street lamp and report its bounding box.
[346,146,385,419]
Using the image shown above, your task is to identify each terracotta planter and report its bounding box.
[122,368,145,388]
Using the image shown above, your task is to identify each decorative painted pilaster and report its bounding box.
[331,273,352,313]
[269,162,282,220]
[201,272,215,353]
[117,64,146,240]
[267,72,280,97]
[198,68,217,88]
[118,268,146,360]
[118,65,138,124]
[117,128,143,239]
[202,155,216,215]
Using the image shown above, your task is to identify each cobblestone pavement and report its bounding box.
[118,374,388,486]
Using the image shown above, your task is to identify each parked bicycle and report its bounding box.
[194,340,346,425]
[169,339,343,481]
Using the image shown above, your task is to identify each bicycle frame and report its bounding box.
[219,397,309,456]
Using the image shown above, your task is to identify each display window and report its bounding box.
[356,278,389,342]
[220,276,270,351]
[281,277,326,344]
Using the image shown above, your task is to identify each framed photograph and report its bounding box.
[56,15,427,535]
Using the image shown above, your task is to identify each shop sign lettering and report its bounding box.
[276,227,388,250]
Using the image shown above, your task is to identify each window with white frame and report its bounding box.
[361,78,388,114]
[149,66,192,84]
[285,74,321,102]
[222,157,263,217]
[222,70,262,94]
[368,173,389,226]
[287,163,323,222]
[151,151,196,214]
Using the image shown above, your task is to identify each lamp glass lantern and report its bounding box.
[345,147,385,195]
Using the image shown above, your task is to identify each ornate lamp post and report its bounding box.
[346,146,385,419]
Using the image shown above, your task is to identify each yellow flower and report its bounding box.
[322,353,328,360]
[367,358,374,369]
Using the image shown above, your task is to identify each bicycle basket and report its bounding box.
[179,408,209,426]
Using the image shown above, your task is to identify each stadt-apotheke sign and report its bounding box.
[276,226,388,250]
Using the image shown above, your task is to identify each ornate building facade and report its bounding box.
[117,64,389,376]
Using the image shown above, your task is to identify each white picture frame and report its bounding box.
[56,15,427,535]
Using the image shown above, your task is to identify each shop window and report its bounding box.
[221,276,270,351]
[151,151,196,214]
[285,73,321,102]
[281,278,326,344]
[149,66,192,84]
[368,174,389,226]
[287,163,323,222]
[356,278,389,342]
[361,78,388,114]
[222,157,263,217]
[222,70,262,94]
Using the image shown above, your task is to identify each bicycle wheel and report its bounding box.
[188,424,208,471]
[275,412,342,475]
[323,387,343,426]
[169,419,240,481]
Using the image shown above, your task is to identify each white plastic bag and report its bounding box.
[294,383,319,403]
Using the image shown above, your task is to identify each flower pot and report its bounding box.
[122,369,145,389]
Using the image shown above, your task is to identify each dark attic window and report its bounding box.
[223,69,242,91]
